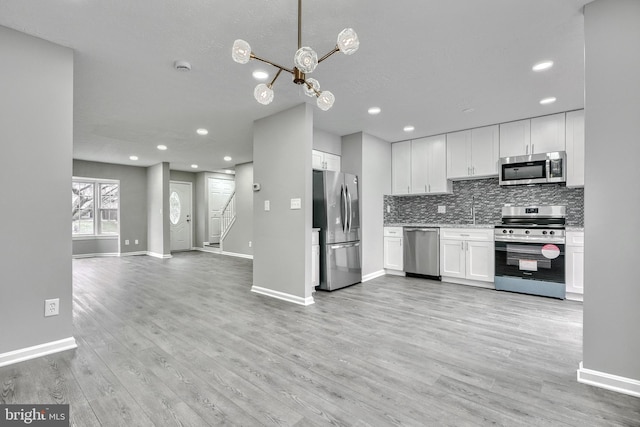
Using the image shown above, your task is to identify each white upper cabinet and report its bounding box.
[565,110,585,188]
[412,135,450,194]
[392,141,411,194]
[499,119,531,157]
[447,125,499,179]
[530,113,566,154]
[312,149,341,171]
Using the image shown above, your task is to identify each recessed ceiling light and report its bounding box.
[540,97,557,105]
[191,164,198,169]
[532,60,554,72]
[403,125,415,132]
[224,156,232,162]
[225,170,235,174]
[252,70,269,80]
[196,128,208,135]
[462,108,475,113]
[157,145,168,150]
[368,107,381,115]
[129,155,138,161]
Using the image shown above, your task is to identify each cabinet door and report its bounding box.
[499,119,531,157]
[392,141,411,195]
[471,125,499,177]
[383,237,403,270]
[324,152,341,172]
[531,113,566,154]
[446,130,471,179]
[566,245,584,295]
[411,137,430,193]
[311,244,320,287]
[312,150,325,170]
[565,110,585,188]
[466,240,494,282]
[440,239,466,278]
[426,135,448,193]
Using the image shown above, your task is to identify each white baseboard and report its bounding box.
[251,286,314,306]
[384,269,406,277]
[221,251,254,260]
[120,251,147,257]
[147,252,172,259]
[577,362,640,398]
[72,252,119,259]
[362,270,386,282]
[566,292,584,302]
[0,337,77,368]
[441,276,495,289]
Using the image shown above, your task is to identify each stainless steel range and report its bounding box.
[494,206,566,299]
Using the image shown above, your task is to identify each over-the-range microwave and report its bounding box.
[499,151,566,186]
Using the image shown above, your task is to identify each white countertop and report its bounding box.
[384,223,496,229]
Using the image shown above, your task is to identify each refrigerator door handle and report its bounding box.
[330,242,360,249]
[346,186,352,234]
[341,184,347,233]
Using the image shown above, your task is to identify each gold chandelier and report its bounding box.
[231,0,359,111]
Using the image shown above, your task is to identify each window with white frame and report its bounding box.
[72,178,119,236]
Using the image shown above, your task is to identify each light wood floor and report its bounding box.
[1,251,638,426]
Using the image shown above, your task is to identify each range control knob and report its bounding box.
[549,231,555,235]
[542,231,548,235]
[502,229,508,234]
[509,230,514,234]
[525,230,530,234]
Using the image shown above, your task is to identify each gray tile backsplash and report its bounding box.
[384,178,584,226]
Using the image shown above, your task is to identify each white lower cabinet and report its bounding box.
[383,227,404,274]
[440,228,494,288]
[565,231,584,300]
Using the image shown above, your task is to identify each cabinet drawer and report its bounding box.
[566,231,584,246]
[440,228,493,241]
[384,227,403,237]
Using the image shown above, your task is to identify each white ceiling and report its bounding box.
[0,0,590,173]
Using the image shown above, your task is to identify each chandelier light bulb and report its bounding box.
[317,91,335,111]
[254,83,274,105]
[303,78,320,97]
[294,47,318,73]
[232,39,252,64]
[337,28,360,55]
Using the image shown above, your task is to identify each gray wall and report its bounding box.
[73,160,148,255]
[384,178,584,226]
[223,162,254,256]
[253,104,313,299]
[342,132,392,278]
[194,172,207,248]
[313,128,342,155]
[583,0,640,381]
[147,162,170,256]
[0,27,74,353]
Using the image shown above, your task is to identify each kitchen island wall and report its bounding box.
[384,178,584,226]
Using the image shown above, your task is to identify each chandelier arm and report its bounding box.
[269,68,284,87]
[250,54,295,74]
[303,79,322,97]
[317,46,340,64]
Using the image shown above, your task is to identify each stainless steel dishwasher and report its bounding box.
[403,227,440,279]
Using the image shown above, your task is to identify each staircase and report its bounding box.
[220,191,236,242]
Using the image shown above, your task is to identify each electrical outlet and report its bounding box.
[248,241,252,248]
[387,205,390,213]
[264,200,270,211]
[438,205,446,214]
[125,240,130,245]
[135,239,139,245]
[290,198,301,209]
[45,298,59,317]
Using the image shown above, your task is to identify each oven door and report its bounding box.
[494,240,566,299]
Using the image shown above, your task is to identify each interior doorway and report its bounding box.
[208,177,235,245]
[169,181,192,252]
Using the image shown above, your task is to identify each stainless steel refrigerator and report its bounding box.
[313,170,361,291]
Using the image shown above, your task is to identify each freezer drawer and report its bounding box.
[318,242,362,291]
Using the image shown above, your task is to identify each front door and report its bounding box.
[208,178,235,244]
[170,181,192,251]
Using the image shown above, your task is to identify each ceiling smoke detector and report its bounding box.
[174,60,192,71]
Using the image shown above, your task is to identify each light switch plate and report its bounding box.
[438,205,446,213]
[290,198,301,210]
[264,200,270,211]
